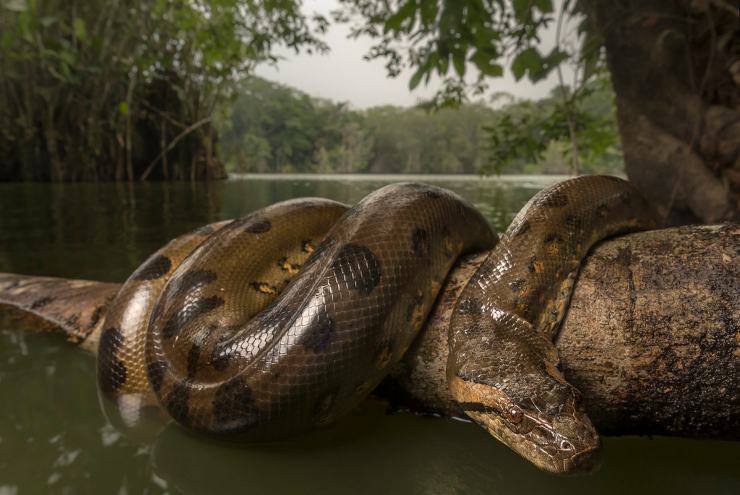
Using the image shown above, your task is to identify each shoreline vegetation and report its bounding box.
[217,76,624,178]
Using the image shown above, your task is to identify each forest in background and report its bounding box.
[2,0,735,223]
[218,75,623,175]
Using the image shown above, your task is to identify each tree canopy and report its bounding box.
[0,0,613,181]
[333,0,739,222]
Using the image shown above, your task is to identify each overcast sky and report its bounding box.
[255,0,568,109]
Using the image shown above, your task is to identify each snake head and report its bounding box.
[449,308,601,474]
[450,373,600,475]
[513,390,601,474]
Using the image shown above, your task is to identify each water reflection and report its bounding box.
[150,408,739,495]
[0,175,544,282]
[1,175,737,494]
[0,326,160,493]
[2,325,737,494]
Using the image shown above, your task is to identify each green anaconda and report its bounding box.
[0,176,657,474]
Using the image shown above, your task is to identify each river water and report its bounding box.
[0,174,737,494]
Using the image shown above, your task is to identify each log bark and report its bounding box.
[0,225,738,438]
[382,224,739,439]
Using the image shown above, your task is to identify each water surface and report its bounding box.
[0,175,737,494]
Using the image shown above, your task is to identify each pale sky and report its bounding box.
[255,0,569,109]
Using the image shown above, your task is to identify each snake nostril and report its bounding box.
[506,406,524,424]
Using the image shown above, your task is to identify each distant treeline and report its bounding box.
[218,77,624,176]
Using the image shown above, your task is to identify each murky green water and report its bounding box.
[0,174,737,494]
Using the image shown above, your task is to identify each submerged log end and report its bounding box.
[0,273,119,352]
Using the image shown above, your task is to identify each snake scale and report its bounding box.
[6,176,658,474]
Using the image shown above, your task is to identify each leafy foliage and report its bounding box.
[218,77,364,173]
[219,77,498,174]
[335,0,609,173]
[482,75,622,174]
[1,0,621,182]
[334,0,593,103]
[0,0,327,181]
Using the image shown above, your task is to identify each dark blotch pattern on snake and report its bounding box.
[92,177,655,474]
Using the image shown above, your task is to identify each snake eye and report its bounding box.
[560,439,574,451]
[505,406,523,424]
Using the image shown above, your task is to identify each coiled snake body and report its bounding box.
[92,177,655,473]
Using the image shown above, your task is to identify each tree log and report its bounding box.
[0,225,738,438]
[382,224,739,439]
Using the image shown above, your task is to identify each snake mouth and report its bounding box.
[562,444,601,474]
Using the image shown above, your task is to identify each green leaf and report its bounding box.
[452,50,466,78]
[511,47,541,80]
[481,62,503,77]
[419,0,437,26]
[533,0,554,13]
[471,50,503,78]
[409,66,425,90]
[1,29,14,50]
[18,9,32,41]
[59,49,76,65]
[437,53,449,76]
[118,102,129,116]
[73,18,86,41]
[512,0,531,19]
[384,0,416,33]
[60,61,71,80]
[531,48,568,82]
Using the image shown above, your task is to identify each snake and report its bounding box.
[0,176,657,474]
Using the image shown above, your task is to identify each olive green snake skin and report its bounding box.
[0,176,657,474]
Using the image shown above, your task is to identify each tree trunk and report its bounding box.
[381,224,739,439]
[0,225,737,437]
[588,0,740,225]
